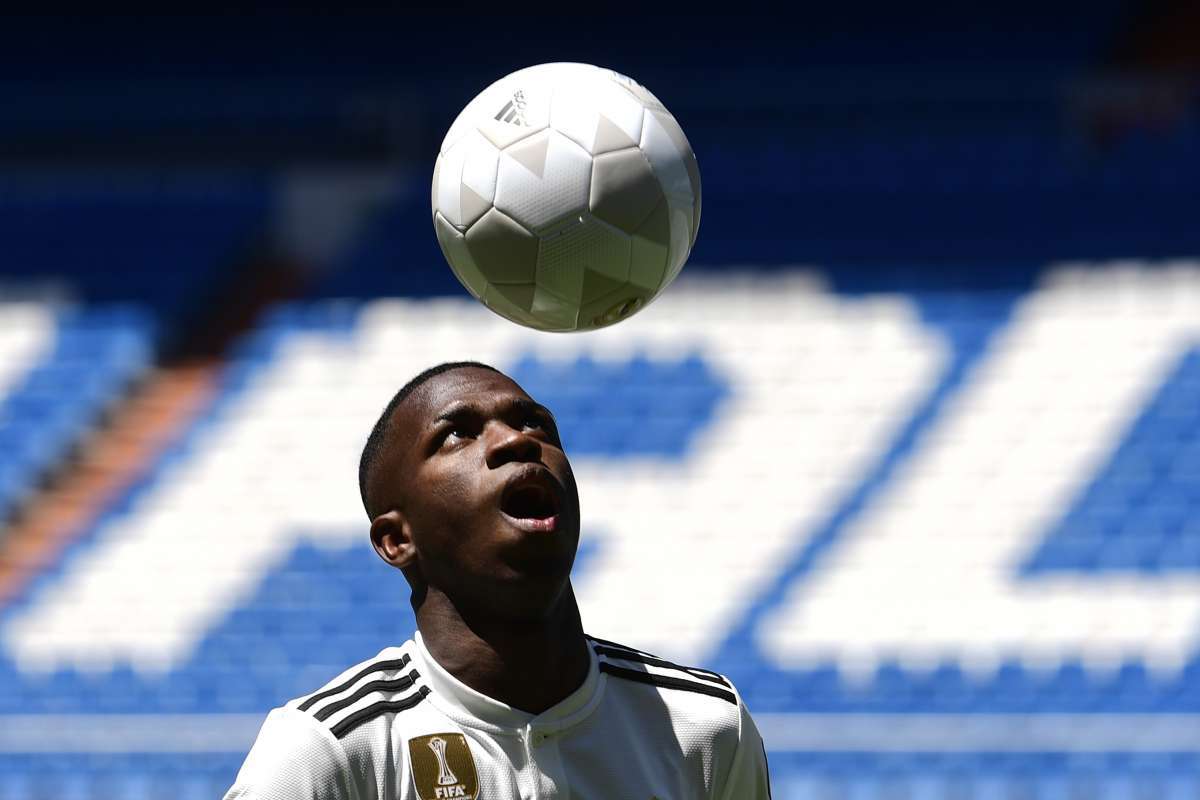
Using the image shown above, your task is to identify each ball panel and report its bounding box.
[494,130,593,233]
[688,188,702,250]
[576,285,628,329]
[536,217,632,303]
[506,131,551,178]
[647,108,702,247]
[637,110,699,286]
[630,244,668,295]
[465,208,539,284]
[638,108,696,201]
[609,72,667,113]
[535,249,583,305]
[433,149,465,229]
[434,212,488,299]
[589,83,646,152]
[581,261,631,303]
[430,159,441,219]
[629,200,671,293]
[477,118,545,151]
[635,197,670,246]
[486,281,535,310]
[577,286,649,331]
[503,62,598,96]
[664,203,693,284]
[550,78,645,156]
[548,93,598,156]
[460,184,492,231]
[589,148,664,235]
[457,131,501,228]
[530,286,581,331]
[591,114,641,155]
[483,283,546,330]
[440,113,478,157]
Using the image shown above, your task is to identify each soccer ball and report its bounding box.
[432,63,701,332]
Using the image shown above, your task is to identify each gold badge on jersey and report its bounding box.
[408,733,480,800]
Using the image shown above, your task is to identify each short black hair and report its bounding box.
[358,361,502,520]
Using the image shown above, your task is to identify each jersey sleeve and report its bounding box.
[716,700,772,800]
[223,707,358,800]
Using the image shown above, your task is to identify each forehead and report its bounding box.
[402,368,532,425]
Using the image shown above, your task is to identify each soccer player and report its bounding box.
[225,362,771,799]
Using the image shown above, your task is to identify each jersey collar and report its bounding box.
[413,630,601,733]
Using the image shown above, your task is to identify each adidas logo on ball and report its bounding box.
[494,89,529,127]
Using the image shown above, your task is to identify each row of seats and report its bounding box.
[0,755,239,800]
[3,652,1198,714]
[3,283,1199,717]
[0,280,1192,800]
[0,305,153,521]
[1,752,1197,800]
[0,752,1192,775]
[0,135,1186,317]
[1026,350,1200,573]
[0,177,270,315]
[698,126,1200,193]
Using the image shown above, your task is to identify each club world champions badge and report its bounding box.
[408,733,480,800]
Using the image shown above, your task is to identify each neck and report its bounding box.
[415,585,590,715]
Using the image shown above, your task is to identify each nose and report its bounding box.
[484,420,542,469]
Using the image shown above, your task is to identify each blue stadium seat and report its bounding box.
[1,286,1198,795]
[0,304,154,520]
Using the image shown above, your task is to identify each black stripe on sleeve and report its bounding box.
[586,634,659,658]
[599,662,737,705]
[593,645,731,688]
[314,670,421,722]
[330,686,432,739]
[297,654,412,712]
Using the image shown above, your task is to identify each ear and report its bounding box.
[370,510,417,570]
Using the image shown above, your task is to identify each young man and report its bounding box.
[225,361,771,799]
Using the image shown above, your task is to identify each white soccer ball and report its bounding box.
[432,63,701,332]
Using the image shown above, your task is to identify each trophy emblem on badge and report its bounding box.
[428,736,459,786]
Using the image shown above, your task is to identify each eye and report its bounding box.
[440,423,476,447]
[526,413,561,442]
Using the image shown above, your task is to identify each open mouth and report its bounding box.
[500,471,562,531]
[501,482,558,520]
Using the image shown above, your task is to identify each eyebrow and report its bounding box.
[431,397,554,427]
[432,401,474,425]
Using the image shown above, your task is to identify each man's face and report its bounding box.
[387,367,581,619]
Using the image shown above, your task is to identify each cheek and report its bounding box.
[552,456,582,521]
[411,464,488,554]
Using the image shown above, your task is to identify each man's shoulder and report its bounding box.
[587,635,767,797]
[226,644,434,798]
[587,634,745,733]
[279,640,433,742]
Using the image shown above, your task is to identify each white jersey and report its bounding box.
[225,632,771,799]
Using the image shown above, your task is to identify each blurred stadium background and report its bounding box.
[1,3,1199,797]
